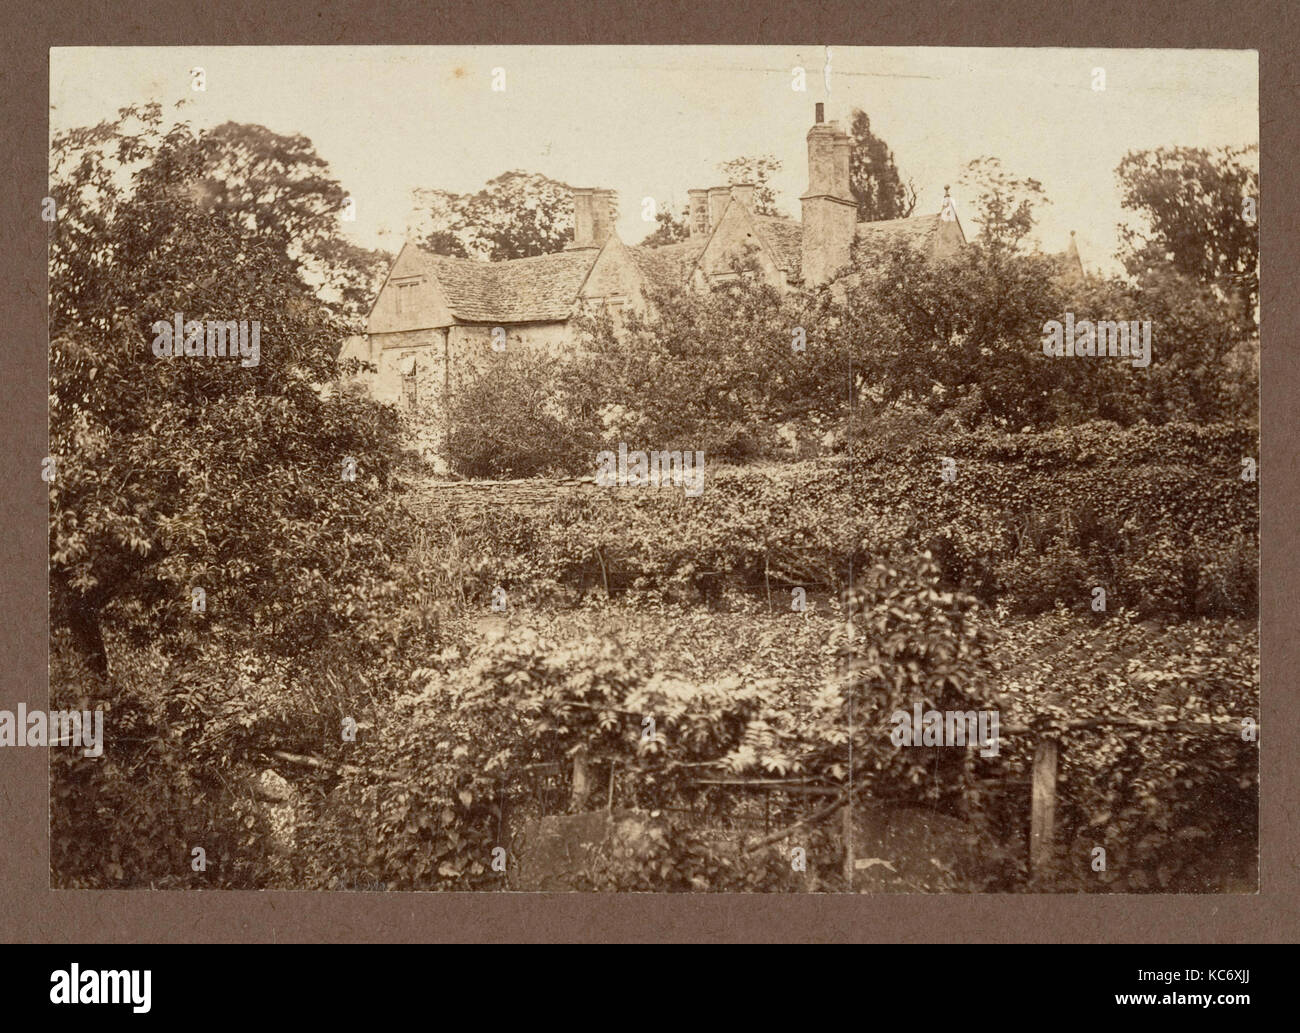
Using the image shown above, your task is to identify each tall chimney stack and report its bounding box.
[569,188,596,249]
[688,189,709,238]
[569,187,615,249]
[730,183,756,211]
[707,186,731,229]
[591,188,615,244]
[800,108,857,285]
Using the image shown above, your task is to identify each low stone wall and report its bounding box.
[403,475,604,514]
[400,460,846,515]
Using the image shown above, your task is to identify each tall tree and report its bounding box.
[412,171,602,260]
[49,104,409,676]
[50,107,390,332]
[848,109,917,222]
[191,120,390,325]
[638,203,690,246]
[1116,145,1259,318]
[716,155,783,216]
[957,156,1049,254]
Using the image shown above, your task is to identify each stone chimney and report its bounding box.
[570,188,596,249]
[688,189,710,238]
[591,188,615,244]
[730,183,756,211]
[833,135,852,203]
[707,186,731,229]
[800,107,857,285]
[569,187,615,249]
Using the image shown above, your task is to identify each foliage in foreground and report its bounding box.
[52,571,1257,892]
[50,104,411,678]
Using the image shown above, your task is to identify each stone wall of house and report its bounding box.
[697,203,788,288]
[369,328,448,407]
[578,237,650,316]
[448,321,573,388]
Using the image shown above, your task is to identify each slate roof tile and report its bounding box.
[751,215,803,272]
[628,239,707,293]
[853,213,945,251]
[420,248,600,323]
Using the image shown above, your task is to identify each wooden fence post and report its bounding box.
[841,793,855,885]
[571,745,590,811]
[1029,737,1059,877]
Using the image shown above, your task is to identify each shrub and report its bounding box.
[408,421,1258,620]
[50,640,281,888]
[443,347,603,478]
[991,611,1258,892]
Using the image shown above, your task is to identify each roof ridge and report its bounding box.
[631,237,707,252]
[858,212,940,226]
[422,247,597,268]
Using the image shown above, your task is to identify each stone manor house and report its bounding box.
[342,104,1080,428]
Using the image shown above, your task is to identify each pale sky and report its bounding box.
[50,46,1258,275]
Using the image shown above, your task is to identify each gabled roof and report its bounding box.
[674,199,798,286]
[1050,232,1087,281]
[420,248,601,323]
[629,238,707,293]
[855,212,943,249]
[752,215,802,274]
[852,210,968,263]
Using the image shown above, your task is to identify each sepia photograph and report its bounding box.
[44,45,1259,894]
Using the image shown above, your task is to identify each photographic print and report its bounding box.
[45,45,1259,893]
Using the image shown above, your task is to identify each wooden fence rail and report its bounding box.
[270,710,1243,882]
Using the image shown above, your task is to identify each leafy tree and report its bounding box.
[848,109,917,222]
[444,347,603,478]
[957,156,1049,254]
[575,270,851,460]
[413,171,597,260]
[1116,144,1259,318]
[639,203,690,246]
[1108,267,1254,424]
[419,228,471,259]
[716,155,783,216]
[49,104,410,676]
[845,237,1081,428]
[845,227,1252,430]
[183,119,389,325]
